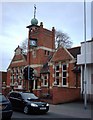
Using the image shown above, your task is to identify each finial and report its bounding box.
[34,4,36,18]
[31,4,38,25]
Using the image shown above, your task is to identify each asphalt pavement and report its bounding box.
[49,101,92,119]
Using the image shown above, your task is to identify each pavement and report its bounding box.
[49,101,92,119]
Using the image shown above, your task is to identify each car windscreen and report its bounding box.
[0,94,8,102]
[22,93,38,100]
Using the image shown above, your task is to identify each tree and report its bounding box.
[20,38,28,54]
[55,30,73,49]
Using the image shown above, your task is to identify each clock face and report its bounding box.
[30,39,37,47]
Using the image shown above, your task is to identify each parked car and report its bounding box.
[0,93,13,119]
[7,91,49,114]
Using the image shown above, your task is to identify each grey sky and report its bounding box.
[0,2,91,71]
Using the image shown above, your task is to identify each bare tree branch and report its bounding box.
[55,30,73,48]
[20,38,28,54]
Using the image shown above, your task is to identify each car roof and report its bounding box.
[9,91,34,94]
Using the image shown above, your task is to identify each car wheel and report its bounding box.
[23,106,29,114]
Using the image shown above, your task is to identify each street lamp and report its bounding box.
[84,0,87,109]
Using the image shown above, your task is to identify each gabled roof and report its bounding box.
[51,47,74,62]
[7,46,27,69]
[14,45,22,52]
[67,46,81,58]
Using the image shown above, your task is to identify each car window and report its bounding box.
[10,92,18,98]
[0,94,7,102]
[9,93,15,97]
[22,93,38,100]
[17,93,22,99]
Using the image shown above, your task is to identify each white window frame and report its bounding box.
[62,64,68,87]
[43,74,48,86]
[54,64,60,85]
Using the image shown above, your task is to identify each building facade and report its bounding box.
[77,39,93,101]
[7,14,81,104]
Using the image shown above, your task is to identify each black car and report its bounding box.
[0,93,13,119]
[7,91,49,114]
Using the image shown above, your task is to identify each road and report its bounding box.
[11,110,72,119]
[10,102,91,120]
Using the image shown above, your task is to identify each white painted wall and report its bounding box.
[77,40,93,96]
[77,40,93,64]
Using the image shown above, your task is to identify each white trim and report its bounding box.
[67,73,69,77]
[37,86,41,89]
[7,68,11,71]
[59,62,62,68]
[69,86,77,88]
[30,64,43,68]
[69,59,76,63]
[33,80,35,90]
[64,47,75,59]
[53,65,55,69]
[59,73,62,77]
[41,85,48,87]
[52,74,55,78]
[12,60,24,64]
[48,62,53,66]
[29,46,55,52]
[49,86,52,89]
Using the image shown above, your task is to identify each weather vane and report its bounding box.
[34,4,36,18]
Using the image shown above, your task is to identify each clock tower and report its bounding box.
[26,5,55,78]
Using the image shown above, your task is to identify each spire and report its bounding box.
[31,4,38,25]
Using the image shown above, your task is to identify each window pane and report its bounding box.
[56,72,59,77]
[63,78,66,85]
[56,79,59,85]
[48,51,50,55]
[63,64,66,70]
[44,76,47,79]
[56,65,59,71]
[63,72,66,77]
[45,80,47,85]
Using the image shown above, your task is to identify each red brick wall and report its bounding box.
[52,86,80,104]
[7,70,11,86]
[49,65,54,87]
[68,63,80,87]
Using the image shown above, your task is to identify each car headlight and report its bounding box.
[31,103,38,107]
[46,103,49,106]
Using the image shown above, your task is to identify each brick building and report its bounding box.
[7,11,81,104]
[0,71,7,94]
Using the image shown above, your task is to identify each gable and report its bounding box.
[51,47,74,62]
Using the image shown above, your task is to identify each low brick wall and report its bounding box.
[33,87,80,104]
[33,89,42,98]
[52,86,80,104]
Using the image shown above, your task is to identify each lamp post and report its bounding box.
[84,0,87,109]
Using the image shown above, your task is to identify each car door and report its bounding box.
[9,92,17,108]
[15,93,25,111]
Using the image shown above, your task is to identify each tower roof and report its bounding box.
[31,18,38,25]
